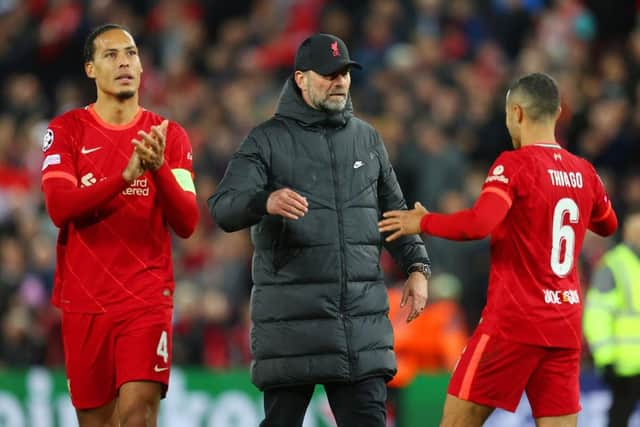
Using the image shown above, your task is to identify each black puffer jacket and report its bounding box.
[208,77,430,390]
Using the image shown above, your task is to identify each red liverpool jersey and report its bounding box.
[477,143,611,348]
[41,105,193,313]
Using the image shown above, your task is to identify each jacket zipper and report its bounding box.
[325,129,353,380]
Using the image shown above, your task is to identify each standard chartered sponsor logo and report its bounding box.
[122,177,150,196]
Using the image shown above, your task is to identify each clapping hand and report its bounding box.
[122,150,145,183]
[133,120,168,171]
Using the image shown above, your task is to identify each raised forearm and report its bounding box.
[153,163,198,238]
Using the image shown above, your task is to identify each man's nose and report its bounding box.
[118,53,130,67]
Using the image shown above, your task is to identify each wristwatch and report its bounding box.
[407,262,431,280]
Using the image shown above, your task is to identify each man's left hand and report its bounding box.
[378,202,428,242]
[402,272,428,323]
[133,119,168,171]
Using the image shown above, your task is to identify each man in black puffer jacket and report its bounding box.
[208,33,431,427]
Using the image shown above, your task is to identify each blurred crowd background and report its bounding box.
[1,0,639,380]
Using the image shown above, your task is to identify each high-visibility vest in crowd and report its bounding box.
[584,244,640,377]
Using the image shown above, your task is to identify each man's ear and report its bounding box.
[85,61,95,79]
[294,70,305,91]
[515,104,524,123]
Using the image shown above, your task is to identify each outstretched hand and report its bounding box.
[378,202,429,242]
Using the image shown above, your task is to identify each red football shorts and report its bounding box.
[448,330,581,418]
[61,306,173,409]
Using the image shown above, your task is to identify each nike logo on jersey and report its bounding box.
[353,161,364,169]
[154,365,169,372]
[81,146,102,154]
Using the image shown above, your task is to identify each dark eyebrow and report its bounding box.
[102,45,137,53]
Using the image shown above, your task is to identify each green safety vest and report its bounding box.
[584,244,640,376]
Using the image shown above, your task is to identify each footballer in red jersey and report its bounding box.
[379,73,617,427]
[41,24,198,426]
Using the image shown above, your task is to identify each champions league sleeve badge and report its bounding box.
[42,129,54,152]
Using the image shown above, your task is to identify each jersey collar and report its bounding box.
[533,143,562,149]
[87,104,144,130]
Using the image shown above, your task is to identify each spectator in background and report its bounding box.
[209,33,430,426]
[398,119,467,208]
[584,211,640,427]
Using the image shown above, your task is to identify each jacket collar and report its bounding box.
[274,76,353,128]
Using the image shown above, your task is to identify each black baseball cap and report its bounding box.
[294,33,362,76]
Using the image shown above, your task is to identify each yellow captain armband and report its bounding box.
[171,168,196,194]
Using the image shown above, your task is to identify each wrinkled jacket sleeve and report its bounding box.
[208,132,271,232]
[375,133,431,272]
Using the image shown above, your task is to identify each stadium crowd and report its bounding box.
[0,0,639,377]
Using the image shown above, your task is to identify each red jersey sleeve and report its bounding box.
[151,121,198,238]
[420,191,511,240]
[418,151,522,240]
[41,116,129,227]
[588,165,617,236]
[165,122,194,172]
[41,116,77,185]
[480,150,525,209]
